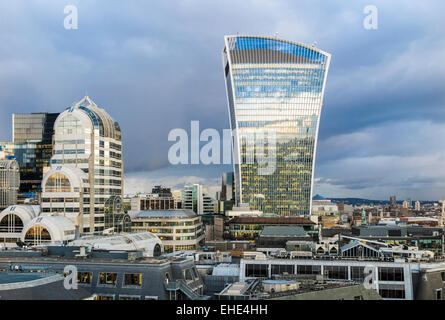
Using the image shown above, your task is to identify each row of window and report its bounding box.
[95,295,158,300]
[245,264,405,281]
[42,198,80,203]
[77,272,143,287]
[132,220,199,227]
[54,149,86,155]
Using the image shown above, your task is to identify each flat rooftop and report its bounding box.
[0,272,50,284]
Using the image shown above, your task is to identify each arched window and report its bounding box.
[24,225,52,244]
[153,244,161,257]
[45,173,71,192]
[56,115,83,135]
[0,214,24,233]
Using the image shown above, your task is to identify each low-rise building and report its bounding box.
[227,216,316,240]
[131,186,176,211]
[238,255,445,300]
[0,245,206,300]
[130,209,205,252]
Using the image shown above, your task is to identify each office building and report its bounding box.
[171,190,183,209]
[4,113,59,194]
[0,244,206,300]
[218,172,235,215]
[41,96,123,234]
[131,186,175,211]
[237,251,445,300]
[390,195,397,206]
[415,201,421,211]
[227,216,316,240]
[223,35,331,216]
[0,158,19,210]
[182,184,216,215]
[130,209,205,253]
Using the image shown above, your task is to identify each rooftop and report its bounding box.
[229,216,315,225]
[260,226,309,237]
[130,209,197,219]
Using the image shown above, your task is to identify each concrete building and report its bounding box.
[131,186,175,211]
[225,203,262,218]
[0,245,206,300]
[227,216,316,240]
[415,201,421,211]
[182,184,216,215]
[390,195,397,206]
[130,209,205,253]
[238,255,445,300]
[350,225,443,254]
[217,280,381,300]
[41,96,123,234]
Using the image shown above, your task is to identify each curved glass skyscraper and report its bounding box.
[223,36,331,216]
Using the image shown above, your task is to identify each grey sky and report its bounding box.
[0,1,444,200]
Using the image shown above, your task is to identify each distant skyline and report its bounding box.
[0,1,444,200]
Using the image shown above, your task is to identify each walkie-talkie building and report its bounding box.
[222,36,331,216]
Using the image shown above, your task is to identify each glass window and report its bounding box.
[24,226,51,244]
[77,272,92,284]
[297,265,321,275]
[378,267,404,281]
[95,295,115,300]
[45,173,71,192]
[351,266,365,282]
[324,266,348,280]
[124,273,142,286]
[98,272,117,286]
[119,295,141,300]
[245,264,268,277]
[379,284,405,299]
[271,264,294,275]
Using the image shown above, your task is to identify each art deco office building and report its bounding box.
[223,36,331,216]
[41,96,123,233]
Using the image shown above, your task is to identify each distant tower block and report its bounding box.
[439,200,445,227]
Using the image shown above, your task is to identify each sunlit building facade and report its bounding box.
[41,96,123,233]
[223,35,331,216]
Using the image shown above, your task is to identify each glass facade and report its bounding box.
[5,113,59,194]
[223,36,331,216]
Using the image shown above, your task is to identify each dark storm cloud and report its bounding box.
[0,0,444,198]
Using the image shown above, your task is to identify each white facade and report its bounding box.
[414,201,421,211]
[0,205,40,247]
[225,203,262,218]
[41,96,123,233]
[21,215,76,245]
[239,257,445,300]
[67,232,163,257]
[182,184,216,215]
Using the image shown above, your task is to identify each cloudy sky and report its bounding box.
[0,0,444,200]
